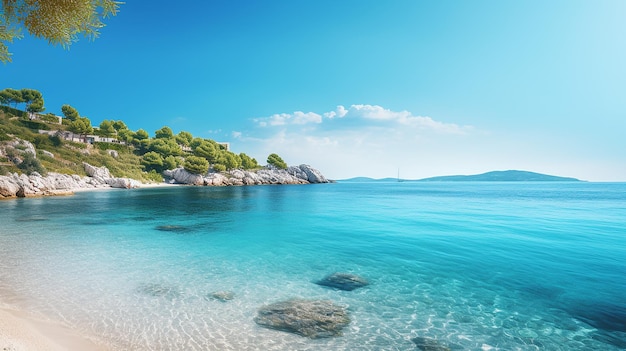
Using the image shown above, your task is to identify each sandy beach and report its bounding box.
[0,306,108,351]
[0,182,188,350]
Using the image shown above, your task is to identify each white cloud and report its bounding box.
[254,104,471,135]
[338,104,471,134]
[255,111,323,127]
[323,105,348,119]
[231,104,622,181]
[234,104,483,179]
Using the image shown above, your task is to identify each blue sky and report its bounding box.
[3,1,626,181]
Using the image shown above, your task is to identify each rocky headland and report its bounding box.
[1,136,330,199]
[0,161,330,199]
[163,164,329,186]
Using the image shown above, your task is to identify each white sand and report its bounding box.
[0,307,108,351]
[0,182,182,350]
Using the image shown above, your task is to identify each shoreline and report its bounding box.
[0,305,109,351]
[1,164,330,199]
[72,181,182,192]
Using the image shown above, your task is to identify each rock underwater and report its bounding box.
[411,337,464,351]
[208,291,235,302]
[254,299,350,338]
[315,272,369,291]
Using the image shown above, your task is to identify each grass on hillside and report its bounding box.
[0,110,160,182]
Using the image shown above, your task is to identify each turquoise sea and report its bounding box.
[0,182,625,350]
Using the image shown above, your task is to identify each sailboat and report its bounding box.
[397,169,403,182]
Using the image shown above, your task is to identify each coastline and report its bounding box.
[0,306,109,351]
[1,164,330,199]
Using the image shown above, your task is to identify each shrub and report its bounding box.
[40,114,60,124]
[32,134,53,148]
[144,170,164,183]
[94,142,126,152]
[183,156,209,174]
[50,135,63,147]
[17,153,47,175]
[141,151,164,172]
[0,130,10,141]
[20,119,49,131]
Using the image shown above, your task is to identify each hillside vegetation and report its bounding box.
[0,88,286,182]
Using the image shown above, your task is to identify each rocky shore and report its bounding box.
[0,162,142,198]
[0,163,330,199]
[163,164,329,186]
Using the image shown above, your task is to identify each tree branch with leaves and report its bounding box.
[1,0,122,63]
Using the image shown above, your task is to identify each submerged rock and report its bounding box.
[569,301,626,332]
[155,225,193,233]
[315,272,369,291]
[209,291,235,302]
[136,283,181,299]
[254,299,350,338]
[411,337,460,351]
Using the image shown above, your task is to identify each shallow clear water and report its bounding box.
[0,182,625,350]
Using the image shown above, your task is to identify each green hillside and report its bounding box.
[0,87,282,182]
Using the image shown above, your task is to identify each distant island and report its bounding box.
[342,170,582,182]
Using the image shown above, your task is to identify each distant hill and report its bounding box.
[418,170,581,182]
[340,170,582,182]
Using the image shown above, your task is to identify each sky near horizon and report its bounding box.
[3,1,626,181]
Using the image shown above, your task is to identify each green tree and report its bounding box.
[149,138,181,157]
[141,151,164,172]
[221,151,242,170]
[68,117,93,141]
[134,129,149,141]
[1,0,122,63]
[163,155,180,170]
[97,120,116,138]
[0,88,24,107]
[240,153,258,170]
[184,156,209,175]
[20,88,42,105]
[112,120,128,131]
[193,140,219,163]
[132,129,150,152]
[26,98,45,113]
[61,104,79,121]
[190,137,204,150]
[154,126,173,139]
[267,153,287,170]
[175,131,193,146]
[117,128,134,144]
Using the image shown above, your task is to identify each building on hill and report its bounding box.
[38,130,124,145]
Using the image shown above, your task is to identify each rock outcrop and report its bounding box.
[254,299,350,338]
[0,163,140,198]
[315,273,369,291]
[163,164,330,186]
